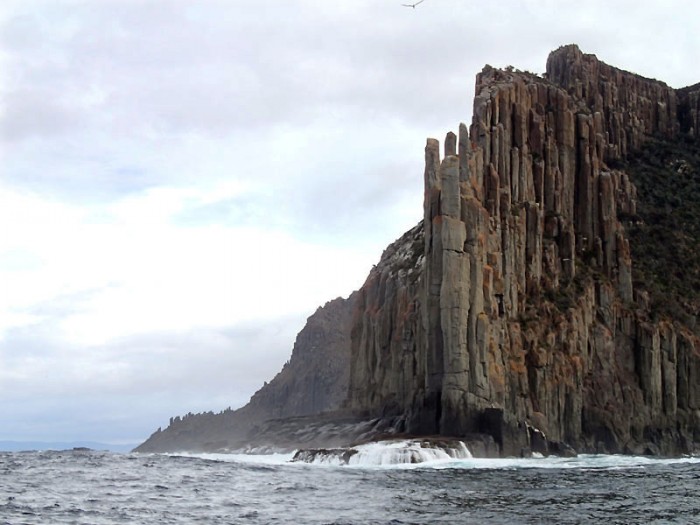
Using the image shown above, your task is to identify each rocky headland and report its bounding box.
[136,45,700,457]
[135,296,358,452]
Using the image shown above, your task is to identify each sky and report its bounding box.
[1,0,698,446]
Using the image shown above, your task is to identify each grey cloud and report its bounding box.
[2,1,483,142]
[1,393,196,443]
[0,89,82,141]
[104,323,301,395]
[0,288,109,362]
[3,1,697,146]
[2,0,699,445]
[3,0,671,207]
[0,314,306,442]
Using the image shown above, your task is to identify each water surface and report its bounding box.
[1,447,699,524]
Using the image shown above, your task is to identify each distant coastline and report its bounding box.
[0,441,138,453]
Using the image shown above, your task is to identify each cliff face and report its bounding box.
[348,45,700,455]
[677,82,700,140]
[244,294,357,419]
[136,295,356,452]
[137,45,700,456]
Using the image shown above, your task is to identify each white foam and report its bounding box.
[172,451,296,464]
[281,439,473,468]
[173,448,700,471]
[346,439,472,466]
[430,453,700,471]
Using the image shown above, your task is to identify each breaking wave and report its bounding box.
[204,442,700,472]
[291,439,473,466]
[350,439,472,465]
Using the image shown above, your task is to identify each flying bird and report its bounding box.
[402,0,425,8]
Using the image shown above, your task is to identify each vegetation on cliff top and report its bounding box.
[622,135,700,330]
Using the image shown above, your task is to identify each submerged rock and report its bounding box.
[291,448,359,465]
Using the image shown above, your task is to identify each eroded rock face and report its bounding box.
[347,45,700,456]
[245,295,357,419]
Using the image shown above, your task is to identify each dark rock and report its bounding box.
[547,440,577,458]
[291,448,358,464]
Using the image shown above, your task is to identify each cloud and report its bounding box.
[0,181,377,344]
[0,315,306,442]
[1,0,699,443]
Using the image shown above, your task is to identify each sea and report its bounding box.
[2,440,699,524]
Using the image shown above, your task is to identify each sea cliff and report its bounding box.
[137,45,700,456]
[347,44,700,456]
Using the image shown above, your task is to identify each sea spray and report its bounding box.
[291,439,472,466]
